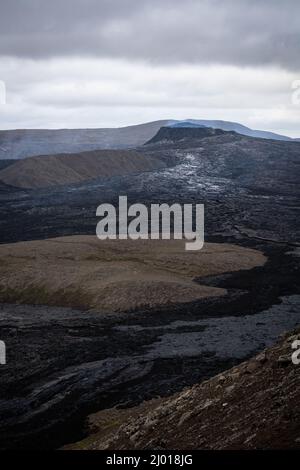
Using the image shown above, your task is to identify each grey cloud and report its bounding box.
[0,0,299,70]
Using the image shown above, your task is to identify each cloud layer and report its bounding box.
[0,1,299,134]
[0,57,299,135]
[1,0,300,69]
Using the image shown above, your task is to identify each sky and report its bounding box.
[0,0,299,136]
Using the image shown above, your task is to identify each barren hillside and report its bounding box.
[0,149,163,188]
[67,328,300,450]
[0,121,172,160]
[0,235,266,312]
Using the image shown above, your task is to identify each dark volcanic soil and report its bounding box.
[0,243,299,450]
[0,133,299,245]
[0,130,299,449]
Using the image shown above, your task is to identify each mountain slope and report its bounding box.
[183,119,293,141]
[0,120,172,160]
[0,149,164,188]
[68,328,300,450]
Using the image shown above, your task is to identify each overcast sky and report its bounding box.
[0,0,299,136]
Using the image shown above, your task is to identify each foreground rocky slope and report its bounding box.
[68,328,300,450]
[0,124,299,450]
[0,149,163,188]
[145,126,231,144]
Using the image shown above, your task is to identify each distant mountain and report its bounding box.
[178,119,293,141]
[0,119,296,160]
[0,149,164,189]
[0,121,172,160]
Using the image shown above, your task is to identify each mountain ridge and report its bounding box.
[0,119,297,160]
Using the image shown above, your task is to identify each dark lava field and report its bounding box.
[0,130,299,449]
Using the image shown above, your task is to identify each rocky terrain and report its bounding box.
[171,119,294,141]
[1,126,298,245]
[146,126,230,145]
[0,149,164,188]
[68,328,300,450]
[0,124,299,450]
[0,236,299,449]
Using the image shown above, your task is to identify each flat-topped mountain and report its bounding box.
[145,126,232,145]
[0,149,163,189]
